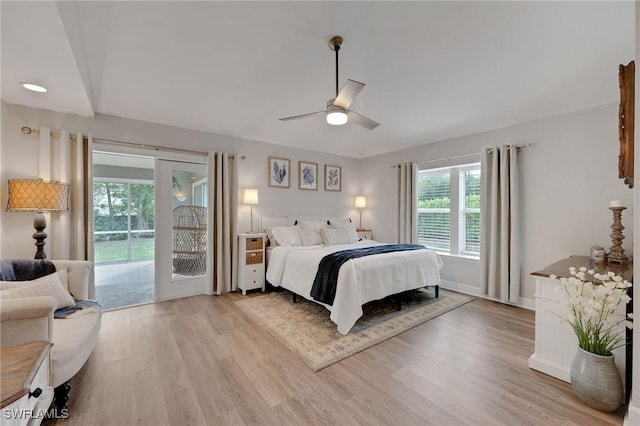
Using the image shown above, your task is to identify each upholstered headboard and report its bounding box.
[262,216,352,230]
[261,217,288,232]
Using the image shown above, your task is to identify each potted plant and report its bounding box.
[550,267,633,412]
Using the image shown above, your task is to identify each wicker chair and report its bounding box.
[172,205,207,275]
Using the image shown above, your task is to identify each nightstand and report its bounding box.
[238,233,266,295]
[1,341,53,426]
[357,229,372,240]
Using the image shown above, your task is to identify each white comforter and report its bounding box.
[266,240,443,334]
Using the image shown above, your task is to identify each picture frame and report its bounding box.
[268,157,290,188]
[324,164,342,192]
[298,161,318,190]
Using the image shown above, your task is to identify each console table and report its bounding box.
[530,256,632,397]
[1,341,53,426]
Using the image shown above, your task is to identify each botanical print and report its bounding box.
[324,165,342,191]
[269,157,290,188]
[299,161,318,190]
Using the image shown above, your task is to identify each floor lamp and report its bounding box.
[243,188,259,233]
[6,179,70,259]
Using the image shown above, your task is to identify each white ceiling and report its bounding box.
[1,1,635,159]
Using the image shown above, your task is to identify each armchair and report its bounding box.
[0,260,101,409]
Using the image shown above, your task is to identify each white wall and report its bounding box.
[0,102,362,258]
[361,103,633,306]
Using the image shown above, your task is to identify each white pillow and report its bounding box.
[271,226,303,247]
[0,280,26,290]
[328,218,359,243]
[297,220,325,246]
[264,228,279,247]
[0,268,69,291]
[0,270,74,309]
[320,227,351,246]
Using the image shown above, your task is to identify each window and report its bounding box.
[417,163,481,257]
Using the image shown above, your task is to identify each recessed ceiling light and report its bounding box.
[21,83,47,93]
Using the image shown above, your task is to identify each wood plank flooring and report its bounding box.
[45,293,625,425]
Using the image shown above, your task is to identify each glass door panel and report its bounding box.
[129,183,155,261]
[93,182,130,263]
[155,159,208,300]
[92,150,155,311]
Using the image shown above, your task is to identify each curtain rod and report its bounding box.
[20,126,245,160]
[392,143,531,168]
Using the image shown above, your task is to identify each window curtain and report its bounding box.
[397,162,418,244]
[479,145,521,303]
[38,127,95,296]
[206,152,237,295]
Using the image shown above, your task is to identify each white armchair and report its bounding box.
[0,260,101,409]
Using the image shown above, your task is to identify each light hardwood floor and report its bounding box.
[46,293,625,425]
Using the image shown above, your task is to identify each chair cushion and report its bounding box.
[51,310,102,387]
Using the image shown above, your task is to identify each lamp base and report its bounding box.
[33,211,48,259]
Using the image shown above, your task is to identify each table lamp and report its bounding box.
[243,188,259,233]
[355,196,367,230]
[6,179,69,259]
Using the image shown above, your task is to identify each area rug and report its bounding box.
[235,288,472,371]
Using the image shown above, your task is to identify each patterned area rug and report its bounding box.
[235,288,472,371]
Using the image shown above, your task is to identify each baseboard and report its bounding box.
[625,401,640,426]
[441,280,535,310]
[440,279,481,297]
[528,353,570,383]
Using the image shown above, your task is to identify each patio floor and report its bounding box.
[95,261,154,310]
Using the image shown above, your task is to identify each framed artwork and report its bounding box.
[618,60,635,189]
[298,161,318,190]
[324,164,342,191]
[268,157,290,188]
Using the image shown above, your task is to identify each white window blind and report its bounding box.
[462,167,480,255]
[417,169,450,251]
[417,163,480,257]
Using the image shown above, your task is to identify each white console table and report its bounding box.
[530,256,632,393]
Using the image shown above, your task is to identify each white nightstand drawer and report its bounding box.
[244,269,264,289]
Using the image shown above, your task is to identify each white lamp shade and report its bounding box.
[244,188,259,205]
[326,111,348,125]
[355,196,367,208]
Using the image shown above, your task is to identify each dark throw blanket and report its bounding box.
[310,244,426,306]
[0,259,56,281]
[55,300,101,319]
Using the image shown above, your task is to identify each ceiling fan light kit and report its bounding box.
[326,103,348,125]
[279,36,379,130]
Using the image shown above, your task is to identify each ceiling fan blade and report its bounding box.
[279,111,326,121]
[347,110,380,130]
[334,79,365,109]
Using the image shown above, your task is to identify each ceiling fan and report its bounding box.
[279,36,380,130]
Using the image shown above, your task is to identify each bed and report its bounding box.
[263,217,443,334]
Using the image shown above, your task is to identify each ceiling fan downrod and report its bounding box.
[329,36,343,98]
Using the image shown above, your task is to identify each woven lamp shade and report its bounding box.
[7,179,69,212]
